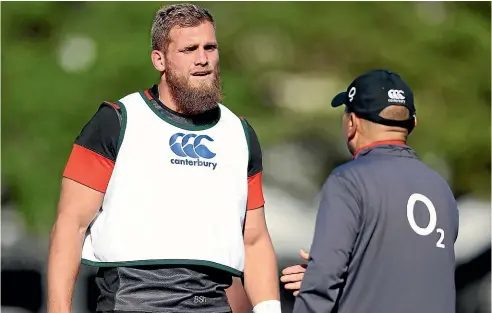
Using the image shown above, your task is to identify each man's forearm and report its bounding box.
[47,216,86,313]
[244,236,280,308]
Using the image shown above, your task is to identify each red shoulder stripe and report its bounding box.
[247,172,265,210]
[144,89,153,100]
[63,144,115,193]
[106,101,120,110]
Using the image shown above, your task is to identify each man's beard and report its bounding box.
[166,65,222,115]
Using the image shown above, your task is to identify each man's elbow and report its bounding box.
[292,294,321,313]
[244,227,273,249]
[52,212,90,238]
[293,269,337,313]
[293,285,331,313]
[244,233,277,268]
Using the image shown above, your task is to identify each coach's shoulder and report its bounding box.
[330,159,360,179]
[320,170,362,211]
[324,161,364,195]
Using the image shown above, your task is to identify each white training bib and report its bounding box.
[81,91,249,276]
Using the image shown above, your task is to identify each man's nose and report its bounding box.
[194,48,208,66]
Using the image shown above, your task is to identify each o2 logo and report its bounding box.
[406,193,445,249]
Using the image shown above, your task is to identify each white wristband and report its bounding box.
[252,300,282,313]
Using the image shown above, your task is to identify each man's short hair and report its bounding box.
[151,3,215,52]
[378,105,410,121]
[347,105,411,134]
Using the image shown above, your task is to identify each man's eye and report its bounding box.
[181,46,196,53]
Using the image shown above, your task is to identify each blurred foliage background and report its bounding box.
[1,1,491,234]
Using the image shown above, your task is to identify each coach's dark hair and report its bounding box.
[151,3,215,52]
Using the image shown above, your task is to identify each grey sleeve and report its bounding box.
[293,174,361,313]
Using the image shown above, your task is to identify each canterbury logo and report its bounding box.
[169,133,216,159]
[388,89,405,101]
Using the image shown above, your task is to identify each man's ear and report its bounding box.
[347,112,357,140]
[151,50,166,72]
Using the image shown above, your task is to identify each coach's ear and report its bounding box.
[151,50,166,72]
[347,112,358,141]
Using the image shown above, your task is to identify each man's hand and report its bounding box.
[280,249,310,296]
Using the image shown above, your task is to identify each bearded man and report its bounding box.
[47,4,280,313]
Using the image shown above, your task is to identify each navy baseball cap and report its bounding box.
[331,69,416,131]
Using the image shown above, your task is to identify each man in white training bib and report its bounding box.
[47,4,281,313]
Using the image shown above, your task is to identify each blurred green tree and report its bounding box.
[1,1,490,233]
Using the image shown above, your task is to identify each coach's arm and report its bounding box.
[292,174,361,313]
[243,206,281,313]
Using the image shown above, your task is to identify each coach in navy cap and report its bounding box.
[331,69,417,155]
[281,69,459,313]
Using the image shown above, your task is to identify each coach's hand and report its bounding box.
[280,249,310,296]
